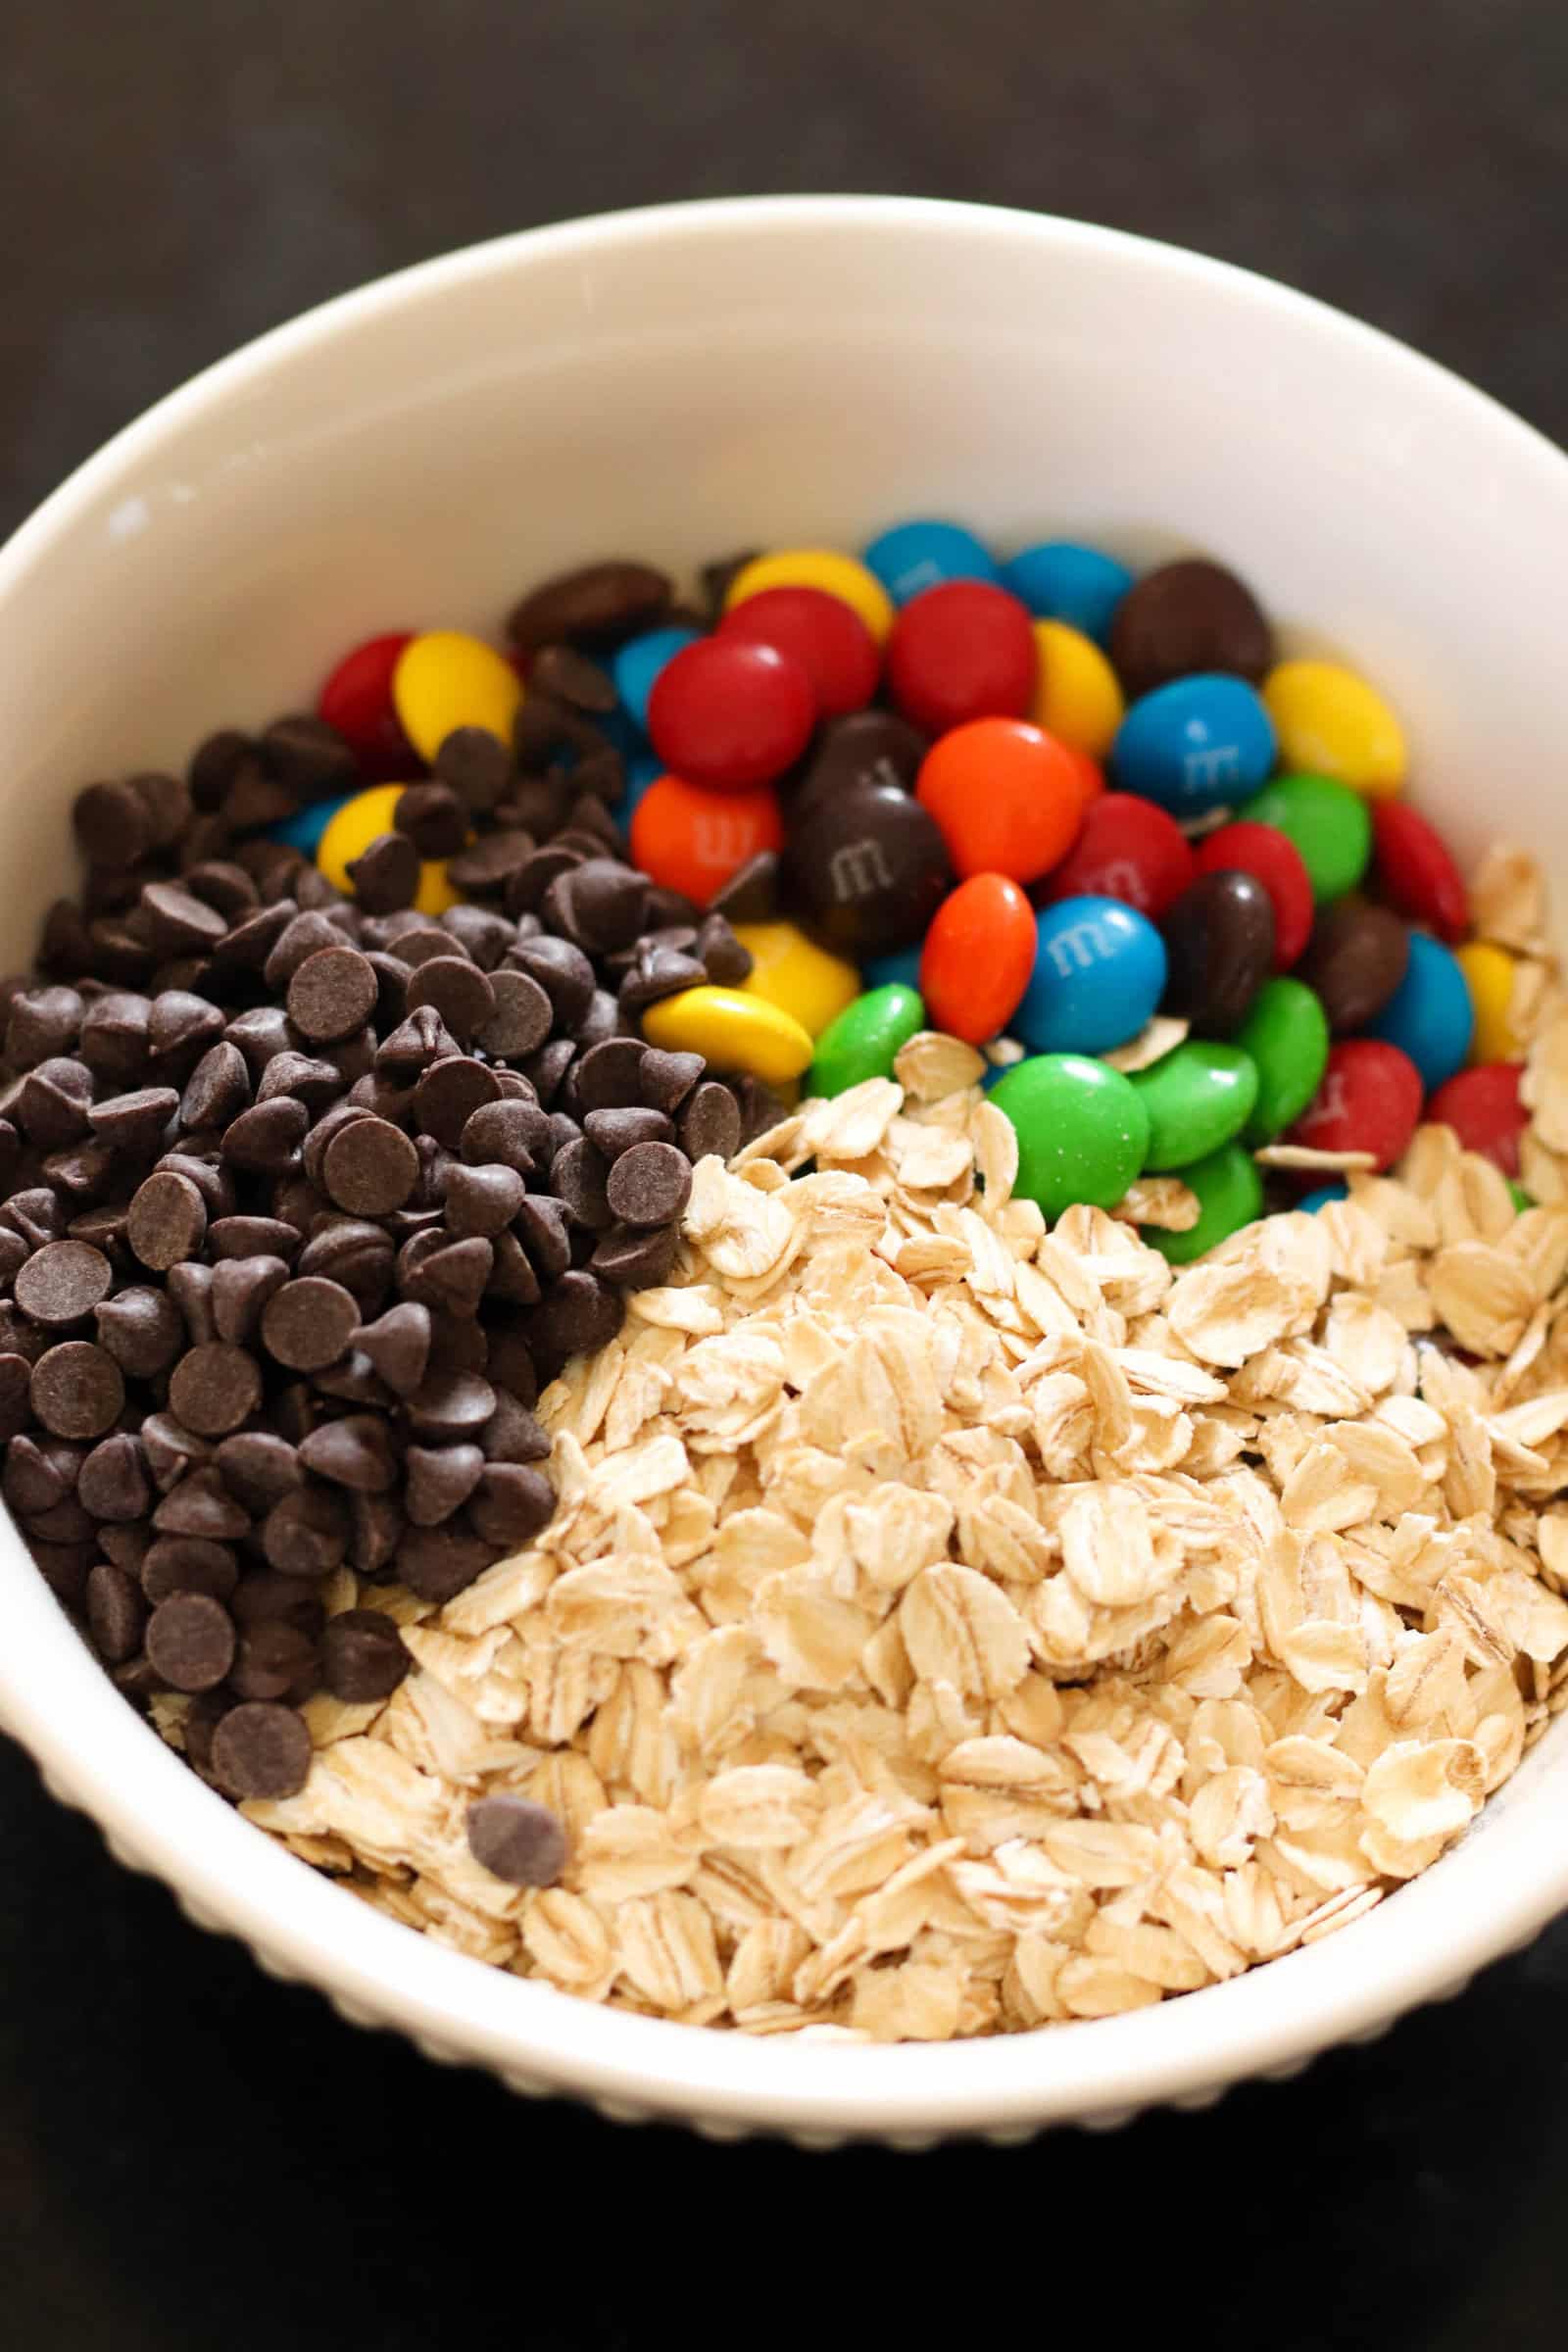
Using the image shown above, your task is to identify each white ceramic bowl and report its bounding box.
[2,196,1566,2148]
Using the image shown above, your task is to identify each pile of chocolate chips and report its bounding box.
[1,591,785,1811]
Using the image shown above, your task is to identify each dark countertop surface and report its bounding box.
[3,3,1567,2342]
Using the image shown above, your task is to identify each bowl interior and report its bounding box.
[2,196,1567,2140]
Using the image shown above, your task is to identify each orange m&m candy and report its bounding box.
[629,772,784,906]
[915,716,1085,885]
[919,874,1036,1044]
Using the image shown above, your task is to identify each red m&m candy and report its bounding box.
[886,580,1037,734]
[1287,1039,1423,1172]
[648,638,814,791]
[919,873,1036,1043]
[916,717,1083,885]
[1426,1061,1527,1176]
[716,587,879,718]
[1040,791,1195,918]
[1195,819,1314,969]
[629,773,784,905]
[318,632,418,780]
[1372,802,1470,943]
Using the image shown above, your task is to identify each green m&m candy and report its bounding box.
[808,984,926,1098]
[1130,1040,1258,1169]
[989,1054,1150,1218]
[1235,772,1371,903]
[1143,1140,1264,1264]
[1239,976,1331,1145]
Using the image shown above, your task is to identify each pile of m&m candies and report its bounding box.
[289,530,1534,1263]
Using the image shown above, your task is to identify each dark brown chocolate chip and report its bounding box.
[574,1038,647,1111]
[551,1136,612,1230]
[142,1411,213,1489]
[514,1194,572,1282]
[619,944,707,1013]
[264,909,347,992]
[77,1433,151,1522]
[214,1432,301,1511]
[1298,901,1413,1036]
[543,858,648,956]
[479,1392,549,1465]
[395,782,469,859]
[474,969,553,1060]
[74,779,153,866]
[529,1268,622,1364]
[285,945,378,1045]
[508,935,596,1028]
[319,1608,410,1702]
[94,1285,184,1377]
[507,560,670,654]
[320,1116,419,1216]
[261,1276,360,1372]
[414,1054,503,1149]
[447,830,537,899]
[208,1254,289,1346]
[400,1233,493,1317]
[167,1261,217,1346]
[256,1049,343,1108]
[709,851,780,926]
[7,984,84,1064]
[0,1353,34,1439]
[583,1106,676,1159]
[295,1220,394,1313]
[167,1343,264,1438]
[345,830,420,914]
[433,726,514,814]
[221,1094,309,1173]
[695,912,752,985]
[529,643,618,711]
[398,1524,499,1604]
[349,1300,430,1398]
[466,1791,567,1886]
[460,1097,551,1172]
[1108,558,1274,700]
[439,1160,525,1239]
[678,1082,742,1162]
[3,1434,74,1514]
[604,1140,693,1228]
[140,880,228,955]
[488,1230,541,1305]
[183,859,259,922]
[405,1368,496,1443]
[85,1562,148,1664]
[466,1462,557,1547]
[146,1590,236,1691]
[211,1700,313,1798]
[225,1004,295,1073]
[638,1049,705,1116]
[228,1619,319,1703]
[29,1341,123,1439]
[261,712,358,798]
[85,1084,179,1157]
[298,1414,397,1493]
[141,1537,239,1605]
[20,1056,94,1147]
[405,1442,485,1526]
[591,1221,681,1287]
[404,955,495,1046]
[14,1240,113,1328]
[176,1040,251,1132]
[733,1075,789,1147]
[374,1003,457,1081]
[259,1484,346,1578]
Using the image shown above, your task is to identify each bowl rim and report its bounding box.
[4,191,1568,2141]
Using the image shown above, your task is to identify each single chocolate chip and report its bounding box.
[140,1537,238,1605]
[400,1233,493,1317]
[30,1342,123,1439]
[507,560,671,653]
[225,1004,296,1073]
[261,1484,348,1576]
[733,1075,789,1146]
[1160,870,1277,1037]
[405,1442,486,1526]
[213,900,300,977]
[395,781,469,859]
[264,909,346,992]
[530,1269,622,1365]
[310,1351,392,1409]
[514,1194,572,1282]
[404,956,496,1047]
[695,912,753,985]
[404,1368,496,1443]
[228,1619,319,1703]
[262,713,358,798]
[345,830,420,915]
[582,1106,676,1159]
[211,1700,313,1798]
[94,1286,184,1378]
[638,1049,705,1116]
[0,1353,34,1439]
[345,1491,404,1577]
[1108,558,1273,700]
[176,1041,251,1132]
[261,1276,360,1372]
[709,850,781,926]
[466,1791,567,1886]
[298,1414,397,1493]
[529,642,618,711]
[591,1220,681,1287]
[74,779,154,866]
[551,1136,612,1231]
[506,845,581,919]
[447,830,537,900]
[398,1524,499,1603]
[208,1218,300,1266]
[2,1195,64,1256]
[1298,901,1413,1035]
[319,1608,411,1702]
[182,859,260,922]
[678,1082,742,1162]
[543,858,648,956]
[295,1219,394,1314]
[507,936,596,1029]
[85,1562,148,1664]
[474,969,553,1060]
[256,1050,344,1108]
[488,1230,542,1305]
[140,881,228,955]
[345,1300,428,1399]
[619,944,707,1014]
[574,1038,647,1111]
[14,1240,114,1328]
[439,1160,526,1239]
[146,1591,235,1691]
[321,1116,419,1216]
[168,1343,264,1438]
[479,1392,550,1465]
[460,1097,551,1173]
[439,904,514,970]
[214,1431,302,1511]
[3,1435,74,1514]
[221,1095,309,1173]
[434,726,514,813]
[142,1412,213,1490]
[469,1462,558,1547]
[375,1004,458,1082]
[7,985,84,1065]
[414,1055,503,1149]
[19,1057,94,1148]
[77,1433,151,1522]
[166,1260,216,1346]
[604,1140,693,1228]
[286,946,378,1046]
[572,990,619,1054]
[86,1085,179,1158]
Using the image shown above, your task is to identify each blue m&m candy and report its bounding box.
[269,792,357,856]
[1364,931,1474,1091]
[1013,895,1167,1056]
[860,941,923,994]
[1110,674,1277,816]
[612,624,702,731]
[1298,1180,1350,1213]
[1001,540,1134,645]
[862,519,999,607]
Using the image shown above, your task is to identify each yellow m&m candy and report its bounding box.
[317,785,461,916]
[725,549,894,645]
[734,921,860,1040]
[1030,619,1124,759]
[392,630,522,764]
[1261,660,1405,799]
[641,985,813,1085]
[1455,940,1526,1064]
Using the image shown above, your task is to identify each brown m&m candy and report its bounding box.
[783,779,951,955]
